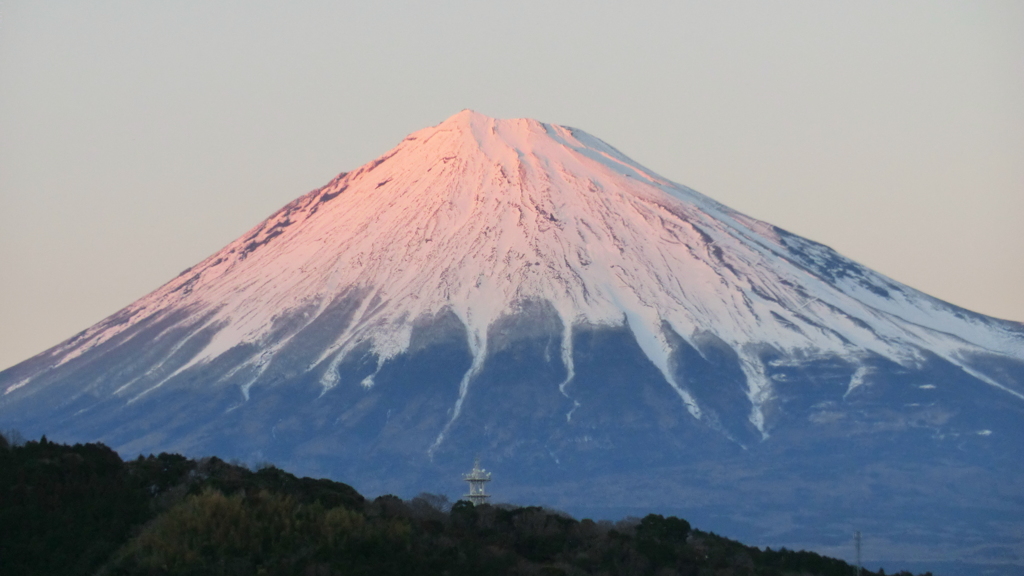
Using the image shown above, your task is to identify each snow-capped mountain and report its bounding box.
[3,111,1023,572]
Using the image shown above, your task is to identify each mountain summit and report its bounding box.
[3,111,1023,572]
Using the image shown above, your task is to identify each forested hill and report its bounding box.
[0,432,927,576]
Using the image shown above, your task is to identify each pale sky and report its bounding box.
[1,1,1022,371]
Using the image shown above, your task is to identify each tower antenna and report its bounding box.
[463,456,491,505]
[854,530,862,576]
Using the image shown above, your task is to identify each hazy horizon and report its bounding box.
[1,2,1022,371]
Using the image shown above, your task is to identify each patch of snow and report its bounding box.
[4,378,30,395]
[429,323,488,458]
[566,400,581,423]
[844,365,871,399]
[738,351,772,439]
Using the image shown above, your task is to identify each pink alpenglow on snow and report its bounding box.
[28,111,1023,444]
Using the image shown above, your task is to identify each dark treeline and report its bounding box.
[0,432,929,576]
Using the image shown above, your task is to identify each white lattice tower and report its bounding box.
[463,457,491,505]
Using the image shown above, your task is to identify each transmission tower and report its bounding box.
[854,530,862,576]
[463,457,491,505]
